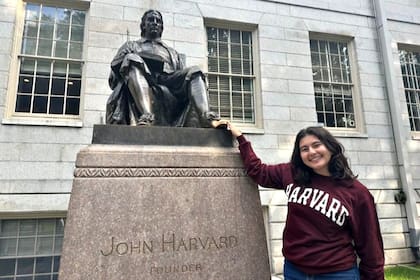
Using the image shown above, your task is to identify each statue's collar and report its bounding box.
[139,37,163,44]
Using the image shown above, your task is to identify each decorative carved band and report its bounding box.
[74,167,247,178]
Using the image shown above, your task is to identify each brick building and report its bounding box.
[1,0,420,278]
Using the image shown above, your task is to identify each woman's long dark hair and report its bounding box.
[291,126,356,185]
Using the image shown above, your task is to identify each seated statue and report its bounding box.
[106,9,219,127]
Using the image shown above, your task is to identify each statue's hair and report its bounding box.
[290,126,356,185]
[140,9,163,37]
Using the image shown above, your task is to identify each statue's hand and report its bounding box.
[204,111,220,122]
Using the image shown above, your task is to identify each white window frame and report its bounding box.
[2,0,89,127]
[0,217,66,280]
[398,45,420,138]
[309,33,365,136]
[204,19,263,133]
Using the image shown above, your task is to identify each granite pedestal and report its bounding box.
[59,125,271,280]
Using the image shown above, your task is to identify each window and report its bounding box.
[206,26,256,124]
[399,49,420,132]
[9,2,86,122]
[310,37,357,129]
[0,218,65,280]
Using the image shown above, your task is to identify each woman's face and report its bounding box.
[299,134,332,176]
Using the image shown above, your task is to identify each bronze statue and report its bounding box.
[106,9,219,127]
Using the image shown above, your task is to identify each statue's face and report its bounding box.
[143,11,163,39]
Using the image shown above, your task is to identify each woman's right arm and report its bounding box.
[227,122,284,188]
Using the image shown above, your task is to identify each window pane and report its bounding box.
[18,76,33,93]
[15,95,32,112]
[56,24,69,40]
[336,113,346,127]
[312,66,321,81]
[18,237,35,255]
[37,39,53,56]
[69,63,82,76]
[242,32,251,45]
[20,221,36,236]
[39,22,54,39]
[207,27,217,40]
[72,10,86,25]
[219,29,228,42]
[68,79,81,96]
[311,53,320,66]
[35,257,53,273]
[41,6,56,23]
[219,58,229,73]
[231,44,241,59]
[38,220,55,235]
[26,4,40,21]
[55,40,68,58]
[219,42,228,58]
[35,275,51,280]
[34,77,50,95]
[23,21,38,38]
[310,40,318,52]
[37,60,51,75]
[329,42,339,54]
[53,256,60,272]
[208,41,217,57]
[16,258,34,275]
[334,98,344,112]
[69,42,82,59]
[0,259,15,276]
[1,221,18,237]
[55,220,64,235]
[231,59,242,74]
[230,30,240,43]
[325,113,335,127]
[33,96,48,113]
[49,97,64,114]
[208,57,218,72]
[51,79,65,95]
[65,98,80,115]
[54,236,63,254]
[57,9,70,24]
[0,238,17,256]
[242,45,250,60]
[71,25,84,42]
[21,38,37,55]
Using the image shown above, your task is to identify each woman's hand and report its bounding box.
[211,120,242,138]
[227,122,242,137]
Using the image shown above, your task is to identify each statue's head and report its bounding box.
[140,10,163,39]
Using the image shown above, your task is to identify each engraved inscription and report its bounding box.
[100,236,154,256]
[150,263,202,275]
[100,233,238,257]
[161,233,238,252]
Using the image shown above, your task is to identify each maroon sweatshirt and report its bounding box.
[237,135,384,279]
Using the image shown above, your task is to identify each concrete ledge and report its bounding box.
[92,124,233,147]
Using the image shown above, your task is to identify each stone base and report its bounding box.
[59,129,271,280]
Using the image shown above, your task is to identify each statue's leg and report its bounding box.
[189,75,220,126]
[126,66,155,125]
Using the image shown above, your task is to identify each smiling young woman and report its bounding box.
[215,122,385,280]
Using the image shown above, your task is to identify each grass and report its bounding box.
[385,265,420,280]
